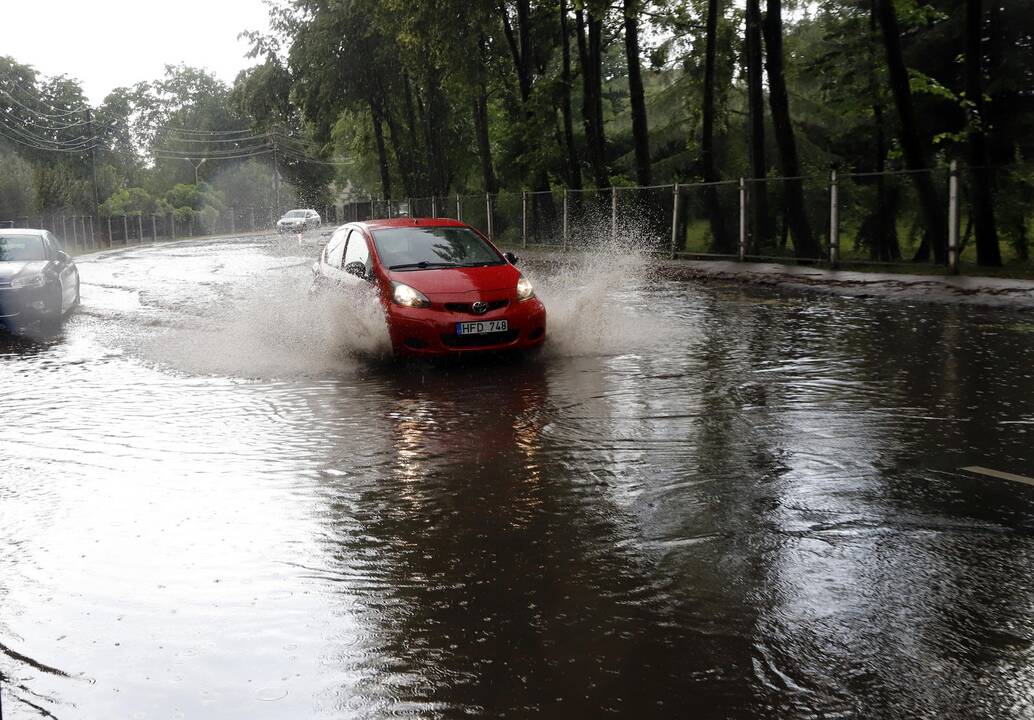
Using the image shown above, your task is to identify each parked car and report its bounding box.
[312,218,546,356]
[0,229,80,328]
[276,209,322,233]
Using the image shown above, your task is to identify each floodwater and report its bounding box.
[3,235,1034,719]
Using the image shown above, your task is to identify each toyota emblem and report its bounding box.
[472,301,489,315]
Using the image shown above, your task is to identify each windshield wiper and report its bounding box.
[388,261,460,270]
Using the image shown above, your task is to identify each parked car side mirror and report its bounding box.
[57,251,71,264]
[344,261,368,280]
[503,252,518,265]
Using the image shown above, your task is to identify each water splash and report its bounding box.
[136,274,392,377]
[530,232,679,358]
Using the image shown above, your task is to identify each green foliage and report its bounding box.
[99,187,154,217]
[0,147,37,216]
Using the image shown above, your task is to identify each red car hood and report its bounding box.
[387,263,519,297]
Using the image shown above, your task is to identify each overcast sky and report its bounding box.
[5,0,271,104]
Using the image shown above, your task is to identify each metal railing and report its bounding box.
[4,162,1022,274]
[0,207,282,253]
[329,163,979,273]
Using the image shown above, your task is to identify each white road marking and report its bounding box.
[961,466,1034,487]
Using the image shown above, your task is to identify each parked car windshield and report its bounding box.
[372,227,503,269]
[0,235,46,262]
[284,210,306,218]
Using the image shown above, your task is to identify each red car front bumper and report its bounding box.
[387,296,547,356]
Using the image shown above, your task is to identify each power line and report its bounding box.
[161,132,270,144]
[0,86,84,120]
[153,147,275,161]
[0,115,100,150]
[0,124,100,153]
[0,105,90,131]
[162,126,257,136]
[1,76,87,117]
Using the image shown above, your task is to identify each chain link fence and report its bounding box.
[6,164,1028,273]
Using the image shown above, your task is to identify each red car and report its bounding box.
[312,218,547,356]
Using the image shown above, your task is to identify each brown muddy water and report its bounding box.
[3,235,1034,719]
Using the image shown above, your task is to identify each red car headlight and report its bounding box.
[392,282,431,308]
[516,274,535,302]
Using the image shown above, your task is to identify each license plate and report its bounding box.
[456,319,508,335]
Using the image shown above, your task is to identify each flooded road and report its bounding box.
[3,236,1034,718]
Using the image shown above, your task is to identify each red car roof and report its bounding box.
[357,217,467,231]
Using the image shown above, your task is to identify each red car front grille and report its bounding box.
[443,300,509,315]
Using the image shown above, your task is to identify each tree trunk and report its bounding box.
[576,6,610,188]
[474,85,498,195]
[382,107,414,198]
[965,0,1001,266]
[744,0,772,250]
[401,75,425,192]
[623,0,651,186]
[875,0,947,263]
[589,12,608,188]
[702,0,730,252]
[559,0,582,190]
[869,0,899,260]
[762,0,818,258]
[369,100,392,200]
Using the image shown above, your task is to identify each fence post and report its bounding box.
[670,183,680,259]
[562,189,569,252]
[107,217,113,246]
[456,195,462,222]
[948,160,960,275]
[61,215,67,242]
[829,168,840,268]
[72,216,79,249]
[522,191,528,249]
[138,215,144,244]
[611,186,618,242]
[739,178,748,261]
[88,216,95,249]
[432,196,438,219]
[230,208,236,235]
[485,193,493,239]
[123,215,129,245]
[152,214,157,241]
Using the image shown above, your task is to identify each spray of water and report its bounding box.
[136,272,391,377]
[530,222,678,358]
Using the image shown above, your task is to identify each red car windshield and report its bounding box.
[0,235,46,262]
[372,227,503,270]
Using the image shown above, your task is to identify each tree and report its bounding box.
[744,0,772,249]
[623,0,651,185]
[762,0,818,258]
[575,1,610,188]
[701,0,730,252]
[874,0,947,263]
[559,0,582,190]
[964,0,1001,266]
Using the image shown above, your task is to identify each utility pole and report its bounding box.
[272,131,281,215]
[85,108,100,219]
